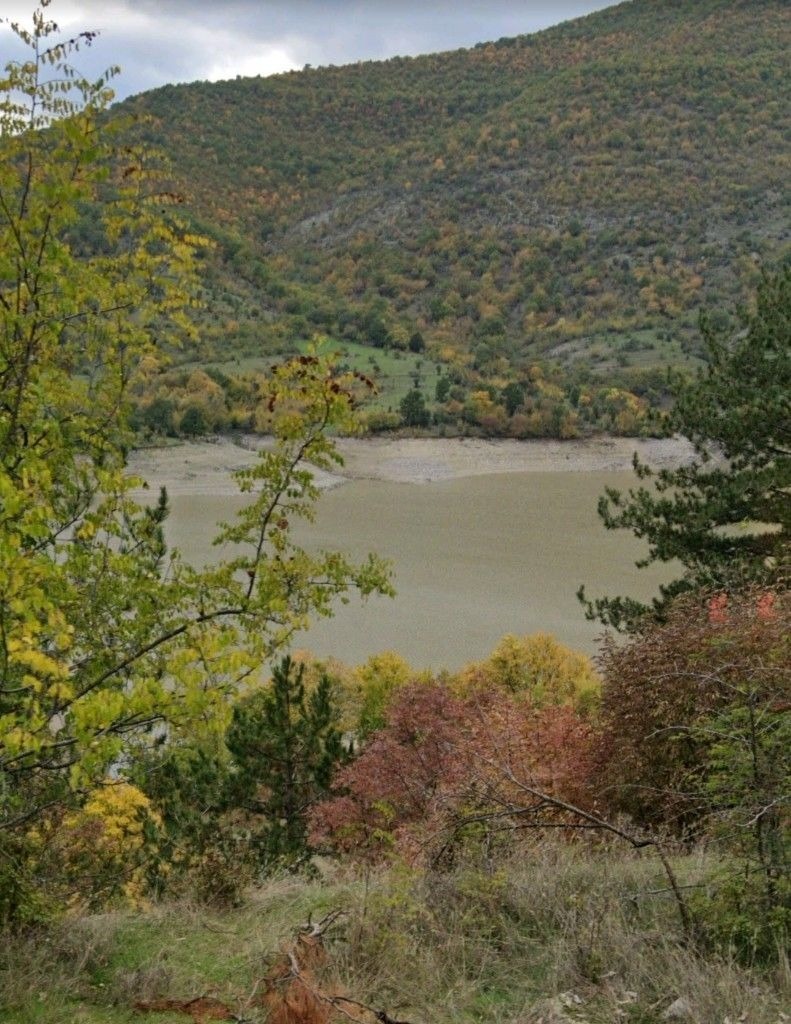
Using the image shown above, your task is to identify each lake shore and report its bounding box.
[128,434,695,496]
[331,434,694,483]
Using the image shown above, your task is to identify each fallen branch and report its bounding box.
[134,994,246,1023]
[259,909,418,1024]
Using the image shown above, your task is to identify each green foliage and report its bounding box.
[691,871,791,968]
[130,657,349,898]
[399,387,431,428]
[136,395,177,436]
[582,268,790,629]
[0,833,49,930]
[0,8,392,917]
[354,650,416,738]
[435,376,451,403]
[178,403,207,436]
[501,381,524,417]
[128,740,250,905]
[690,700,790,963]
[225,656,347,869]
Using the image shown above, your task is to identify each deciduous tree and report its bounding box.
[0,7,391,850]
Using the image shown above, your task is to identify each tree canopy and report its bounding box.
[581,267,790,629]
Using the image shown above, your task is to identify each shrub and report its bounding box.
[599,589,790,962]
[26,783,161,913]
[310,683,596,864]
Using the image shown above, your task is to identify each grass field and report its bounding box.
[296,339,443,413]
[181,339,442,418]
[3,843,787,1024]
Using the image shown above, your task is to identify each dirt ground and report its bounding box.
[127,434,695,496]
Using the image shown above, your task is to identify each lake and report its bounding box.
[162,470,673,670]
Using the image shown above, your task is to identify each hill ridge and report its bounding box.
[119,0,790,438]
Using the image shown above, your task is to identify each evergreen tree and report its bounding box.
[225,657,346,867]
[400,388,431,427]
[580,268,790,630]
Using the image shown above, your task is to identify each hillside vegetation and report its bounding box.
[117,0,790,435]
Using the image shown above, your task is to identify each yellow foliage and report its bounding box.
[28,783,161,912]
[450,633,600,713]
[79,782,160,846]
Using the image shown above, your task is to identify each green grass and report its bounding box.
[295,338,442,413]
[181,338,441,417]
[4,844,787,1024]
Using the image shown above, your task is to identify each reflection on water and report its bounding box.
[163,472,674,669]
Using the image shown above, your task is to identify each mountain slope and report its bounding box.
[119,0,790,434]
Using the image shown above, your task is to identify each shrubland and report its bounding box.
[3,845,789,1024]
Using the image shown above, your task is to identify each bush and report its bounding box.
[599,589,790,962]
[22,783,162,915]
[178,403,208,436]
[310,682,596,864]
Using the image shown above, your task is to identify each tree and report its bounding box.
[225,656,346,867]
[580,269,790,629]
[138,396,176,437]
[178,404,207,436]
[400,388,430,427]
[450,633,600,712]
[501,381,524,417]
[435,376,451,403]
[0,8,391,848]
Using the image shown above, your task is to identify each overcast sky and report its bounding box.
[2,1,621,102]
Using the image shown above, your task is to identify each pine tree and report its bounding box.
[225,657,346,867]
[580,268,790,630]
[400,388,431,427]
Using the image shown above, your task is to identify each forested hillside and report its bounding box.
[118,0,790,436]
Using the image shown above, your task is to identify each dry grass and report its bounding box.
[2,843,787,1024]
[333,842,788,1024]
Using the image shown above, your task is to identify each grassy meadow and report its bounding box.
[4,843,788,1024]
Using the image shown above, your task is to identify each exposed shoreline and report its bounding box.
[127,434,695,497]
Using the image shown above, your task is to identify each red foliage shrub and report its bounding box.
[596,588,790,832]
[309,682,596,863]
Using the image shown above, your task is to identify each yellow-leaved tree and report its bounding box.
[450,633,600,713]
[0,4,391,918]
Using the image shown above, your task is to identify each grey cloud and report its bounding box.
[2,1,619,101]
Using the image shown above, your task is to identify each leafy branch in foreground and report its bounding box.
[0,7,392,846]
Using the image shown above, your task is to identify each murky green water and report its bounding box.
[164,472,674,669]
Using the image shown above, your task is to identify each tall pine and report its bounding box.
[225,657,345,868]
[581,267,790,630]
